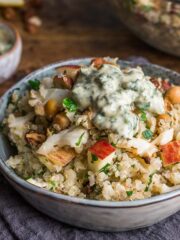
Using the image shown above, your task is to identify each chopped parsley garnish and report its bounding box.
[99,163,111,175]
[111,142,117,147]
[141,5,153,12]
[63,98,78,112]
[140,111,147,122]
[126,190,133,197]
[28,79,40,90]
[138,102,150,111]
[49,180,58,191]
[75,132,85,146]
[91,154,98,163]
[145,172,156,192]
[142,129,153,140]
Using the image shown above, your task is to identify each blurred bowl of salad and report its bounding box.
[112,0,180,56]
[0,22,22,83]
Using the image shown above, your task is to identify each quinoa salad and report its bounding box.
[2,58,180,201]
[128,0,180,27]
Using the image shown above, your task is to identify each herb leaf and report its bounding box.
[63,98,78,112]
[138,102,150,111]
[141,5,153,12]
[140,111,147,122]
[126,190,133,197]
[111,142,117,147]
[142,129,153,140]
[76,132,85,146]
[49,180,58,191]
[145,172,156,192]
[91,154,98,163]
[28,79,40,90]
[99,163,111,174]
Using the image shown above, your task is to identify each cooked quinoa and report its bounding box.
[2,58,180,201]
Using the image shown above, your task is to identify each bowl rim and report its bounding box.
[0,57,180,208]
[0,22,21,60]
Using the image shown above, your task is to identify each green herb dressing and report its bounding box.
[72,64,165,139]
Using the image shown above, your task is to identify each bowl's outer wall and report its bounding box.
[4,174,180,232]
[0,58,180,231]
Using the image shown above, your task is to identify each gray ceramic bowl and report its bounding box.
[0,58,179,232]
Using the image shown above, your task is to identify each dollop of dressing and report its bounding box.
[72,64,165,138]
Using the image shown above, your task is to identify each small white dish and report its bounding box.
[0,22,22,83]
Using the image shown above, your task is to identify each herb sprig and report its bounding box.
[141,5,153,12]
[142,129,153,140]
[63,98,78,112]
[126,190,133,197]
[75,132,85,146]
[145,172,156,192]
[91,154,98,163]
[140,111,147,122]
[28,79,40,90]
[99,163,111,175]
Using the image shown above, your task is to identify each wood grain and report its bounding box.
[0,0,179,96]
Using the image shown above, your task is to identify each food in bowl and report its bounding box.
[128,0,180,27]
[112,0,180,56]
[2,57,180,201]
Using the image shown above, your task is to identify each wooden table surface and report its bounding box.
[0,0,179,96]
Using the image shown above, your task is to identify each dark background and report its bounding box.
[0,0,179,95]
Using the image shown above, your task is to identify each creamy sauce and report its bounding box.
[72,64,165,139]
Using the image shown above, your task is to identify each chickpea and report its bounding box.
[157,113,171,124]
[53,112,70,130]
[157,113,171,122]
[165,86,180,105]
[45,99,59,118]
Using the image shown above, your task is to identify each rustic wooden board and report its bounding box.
[0,0,179,96]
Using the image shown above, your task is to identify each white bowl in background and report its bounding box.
[0,22,22,83]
